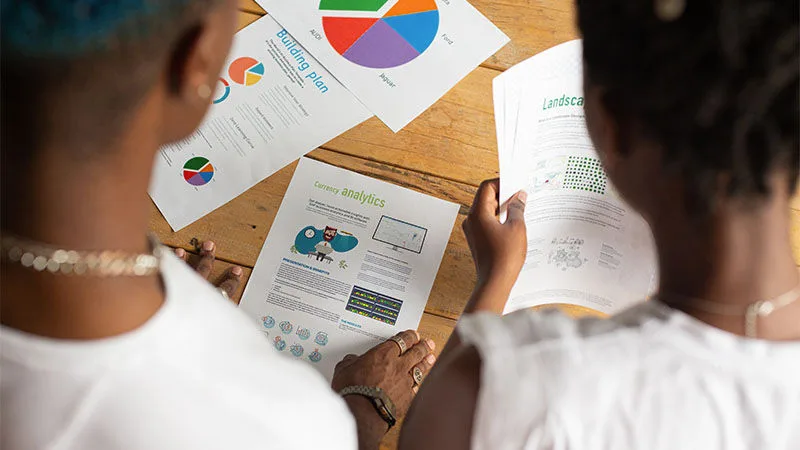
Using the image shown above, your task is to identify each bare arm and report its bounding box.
[399,344,482,450]
[400,180,528,449]
[440,179,528,360]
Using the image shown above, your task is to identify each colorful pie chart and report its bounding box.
[321,0,440,69]
[183,157,214,187]
[229,57,265,86]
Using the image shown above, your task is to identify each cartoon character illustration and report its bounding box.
[279,320,293,334]
[274,336,286,351]
[308,349,322,363]
[294,225,358,263]
[290,344,304,357]
[296,327,311,340]
[314,331,329,347]
[261,315,275,329]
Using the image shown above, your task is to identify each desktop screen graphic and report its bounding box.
[372,215,427,254]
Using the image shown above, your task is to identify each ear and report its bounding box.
[158,1,238,144]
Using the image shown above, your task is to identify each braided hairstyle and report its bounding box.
[577,0,798,211]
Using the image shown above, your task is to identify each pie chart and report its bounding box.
[229,57,265,86]
[183,157,215,187]
[321,0,439,69]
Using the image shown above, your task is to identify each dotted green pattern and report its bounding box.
[564,156,607,194]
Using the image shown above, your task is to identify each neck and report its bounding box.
[1,115,165,339]
[651,181,800,340]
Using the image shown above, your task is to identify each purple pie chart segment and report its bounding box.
[342,20,420,69]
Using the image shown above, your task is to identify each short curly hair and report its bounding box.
[577,0,799,210]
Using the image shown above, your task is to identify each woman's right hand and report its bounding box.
[331,330,436,449]
[462,179,528,289]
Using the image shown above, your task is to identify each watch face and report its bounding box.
[305,229,316,238]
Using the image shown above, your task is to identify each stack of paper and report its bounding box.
[493,40,659,315]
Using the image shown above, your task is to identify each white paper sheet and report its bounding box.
[255,0,509,132]
[495,40,659,315]
[239,158,459,380]
[149,16,372,230]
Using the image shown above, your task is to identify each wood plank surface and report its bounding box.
[147,6,800,450]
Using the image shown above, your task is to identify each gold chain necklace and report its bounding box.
[1,234,162,276]
[658,283,800,338]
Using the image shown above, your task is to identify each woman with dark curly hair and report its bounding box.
[401,0,799,448]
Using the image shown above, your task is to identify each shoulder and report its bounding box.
[458,301,672,358]
[66,251,358,449]
[455,302,676,449]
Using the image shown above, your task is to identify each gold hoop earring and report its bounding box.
[197,84,212,101]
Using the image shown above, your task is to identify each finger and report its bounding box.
[379,329,420,356]
[505,190,528,225]
[194,241,215,279]
[174,247,188,262]
[217,266,243,300]
[470,179,501,217]
[411,352,437,384]
[335,353,359,370]
[402,338,435,370]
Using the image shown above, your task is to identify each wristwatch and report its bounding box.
[339,385,397,428]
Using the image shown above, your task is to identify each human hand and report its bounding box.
[332,330,436,447]
[462,179,527,290]
[174,241,243,301]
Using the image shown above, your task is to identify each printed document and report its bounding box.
[149,16,372,230]
[255,0,509,131]
[495,40,658,315]
[239,158,459,380]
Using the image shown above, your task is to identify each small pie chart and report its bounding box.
[229,57,265,86]
[183,157,215,187]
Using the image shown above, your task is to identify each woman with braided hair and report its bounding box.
[401,0,799,448]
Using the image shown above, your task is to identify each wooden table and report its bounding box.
[149,2,800,448]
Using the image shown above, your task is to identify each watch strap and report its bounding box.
[339,385,397,428]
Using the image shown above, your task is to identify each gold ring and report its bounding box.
[389,335,407,355]
[412,366,424,386]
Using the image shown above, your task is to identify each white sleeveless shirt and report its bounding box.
[458,301,800,450]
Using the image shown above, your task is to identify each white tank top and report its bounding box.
[458,301,800,450]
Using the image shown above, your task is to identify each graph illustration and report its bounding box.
[372,216,427,253]
[183,157,215,187]
[228,57,265,86]
[321,0,440,69]
[213,78,230,104]
[564,156,607,194]
[530,156,567,193]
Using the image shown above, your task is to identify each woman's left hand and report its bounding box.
[175,240,243,300]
